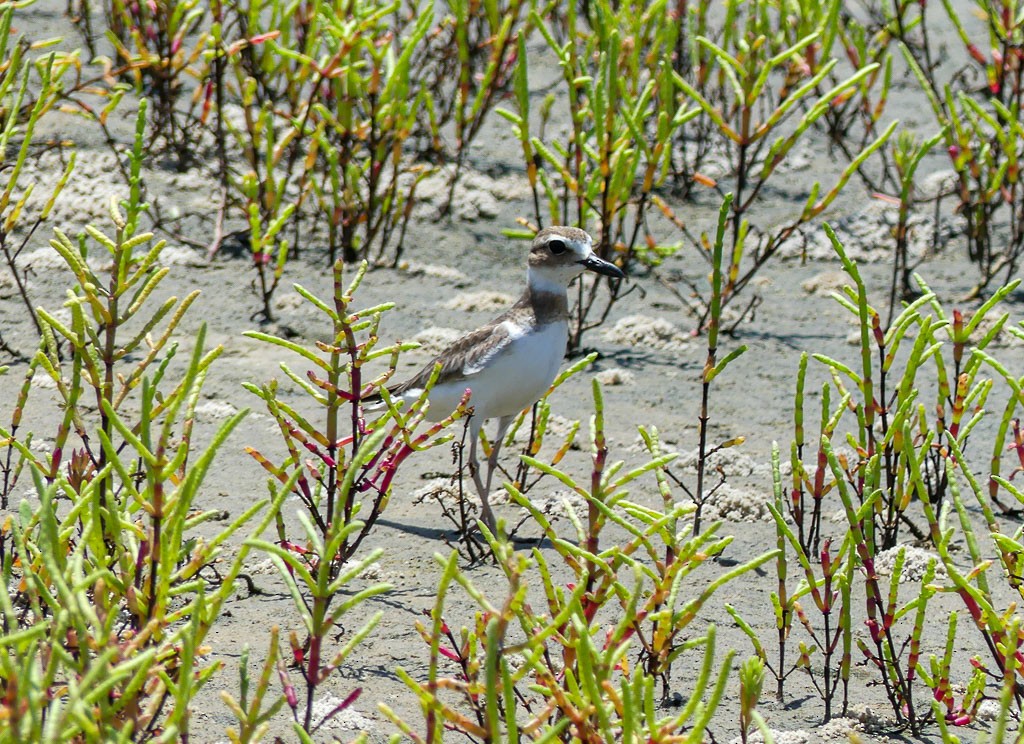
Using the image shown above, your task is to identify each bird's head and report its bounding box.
[527,226,624,293]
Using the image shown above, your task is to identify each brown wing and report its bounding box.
[390,320,514,396]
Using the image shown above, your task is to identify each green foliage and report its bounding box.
[383,380,775,740]
[813,3,894,163]
[243,528,389,737]
[218,0,438,318]
[814,224,1016,548]
[0,5,76,352]
[660,195,747,534]
[101,0,211,168]
[243,259,466,734]
[738,655,768,744]
[244,259,465,555]
[661,0,895,331]
[886,130,944,312]
[897,0,1024,294]
[748,224,1024,732]
[0,199,276,739]
[7,1,1024,740]
[812,224,1020,731]
[500,0,685,350]
[408,0,535,210]
[757,447,854,722]
[220,627,286,743]
[62,0,544,318]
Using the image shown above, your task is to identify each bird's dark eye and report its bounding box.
[548,239,568,255]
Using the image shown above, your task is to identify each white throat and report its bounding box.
[527,267,573,296]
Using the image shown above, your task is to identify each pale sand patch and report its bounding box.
[874,545,947,583]
[410,326,463,355]
[444,290,514,312]
[603,314,690,352]
[594,367,635,386]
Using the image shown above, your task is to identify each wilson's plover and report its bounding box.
[385,226,624,531]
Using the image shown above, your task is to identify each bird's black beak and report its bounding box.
[580,254,625,279]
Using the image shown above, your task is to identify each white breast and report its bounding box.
[421,320,568,422]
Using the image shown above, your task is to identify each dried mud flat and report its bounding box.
[3,3,1024,743]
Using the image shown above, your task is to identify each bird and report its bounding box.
[382,226,624,531]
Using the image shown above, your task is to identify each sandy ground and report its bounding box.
[3,2,1024,742]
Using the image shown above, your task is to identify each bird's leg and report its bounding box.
[484,416,514,493]
[476,416,513,532]
[465,419,496,535]
[467,424,488,508]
